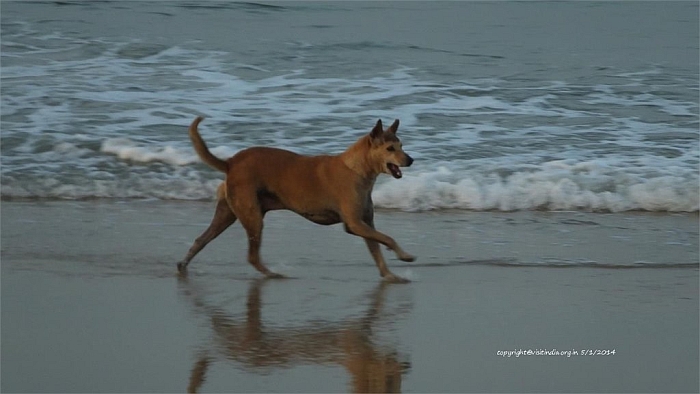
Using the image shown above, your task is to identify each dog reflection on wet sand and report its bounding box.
[179,278,411,393]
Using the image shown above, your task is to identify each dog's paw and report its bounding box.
[177,262,188,274]
[383,273,411,284]
[398,253,416,262]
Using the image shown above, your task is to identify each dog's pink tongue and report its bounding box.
[388,164,402,178]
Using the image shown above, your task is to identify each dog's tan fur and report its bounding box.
[178,116,415,281]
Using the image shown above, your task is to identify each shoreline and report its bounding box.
[3,195,699,213]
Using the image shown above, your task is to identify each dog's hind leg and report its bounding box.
[186,355,210,394]
[233,194,283,278]
[178,198,237,273]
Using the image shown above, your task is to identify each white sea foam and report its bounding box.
[4,158,696,212]
[100,138,198,166]
[99,138,240,167]
[372,164,699,212]
[583,93,697,117]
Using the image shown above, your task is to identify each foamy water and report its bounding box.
[1,2,698,211]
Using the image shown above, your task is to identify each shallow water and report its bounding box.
[2,246,698,392]
[1,1,698,211]
[1,200,698,392]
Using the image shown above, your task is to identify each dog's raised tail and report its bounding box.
[188,116,228,173]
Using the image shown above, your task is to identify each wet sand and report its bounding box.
[1,201,698,393]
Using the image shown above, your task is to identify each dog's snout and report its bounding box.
[406,155,414,167]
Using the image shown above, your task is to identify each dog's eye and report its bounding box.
[387,146,396,152]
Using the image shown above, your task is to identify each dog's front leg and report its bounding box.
[358,209,400,281]
[364,239,393,276]
[343,214,415,264]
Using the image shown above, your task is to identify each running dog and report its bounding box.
[178,117,415,282]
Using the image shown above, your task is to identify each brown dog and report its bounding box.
[178,116,415,281]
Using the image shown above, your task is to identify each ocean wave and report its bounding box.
[100,138,198,166]
[2,13,697,214]
[3,159,697,213]
[373,165,699,212]
[99,137,240,167]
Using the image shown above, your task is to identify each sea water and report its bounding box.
[2,1,698,211]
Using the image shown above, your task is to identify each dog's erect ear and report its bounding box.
[370,119,384,140]
[387,119,399,134]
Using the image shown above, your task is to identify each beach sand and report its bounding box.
[1,200,698,393]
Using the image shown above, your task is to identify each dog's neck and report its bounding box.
[339,135,380,181]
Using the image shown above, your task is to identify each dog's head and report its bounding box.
[367,119,413,179]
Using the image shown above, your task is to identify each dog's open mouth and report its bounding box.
[387,163,402,179]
